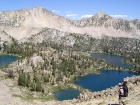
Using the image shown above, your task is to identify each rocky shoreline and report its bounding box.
[51,75,140,105]
[77,75,140,101]
[40,75,140,105]
[0,60,140,105]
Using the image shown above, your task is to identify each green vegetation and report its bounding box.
[12,93,53,101]
[1,31,140,100]
[99,36,140,72]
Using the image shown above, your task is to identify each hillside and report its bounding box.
[0,6,140,105]
[0,7,140,43]
[0,70,140,105]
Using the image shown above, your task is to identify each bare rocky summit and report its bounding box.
[0,6,140,43]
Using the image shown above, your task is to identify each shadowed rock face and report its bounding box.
[0,7,140,42]
[131,19,140,30]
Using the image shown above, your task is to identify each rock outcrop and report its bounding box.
[71,11,131,32]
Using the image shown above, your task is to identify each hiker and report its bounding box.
[118,83,125,105]
[122,80,128,97]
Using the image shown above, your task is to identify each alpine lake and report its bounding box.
[0,54,138,101]
[0,55,18,67]
[54,53,139,101]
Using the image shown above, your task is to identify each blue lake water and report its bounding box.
[74,70,138,92]
[54,53,138,101]
[91,53,131,68]
[54,88,81,101]
[0,55,18,67]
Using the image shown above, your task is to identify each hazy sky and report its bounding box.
[0,0,139,20]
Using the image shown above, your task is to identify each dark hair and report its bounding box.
[123,81,127,86]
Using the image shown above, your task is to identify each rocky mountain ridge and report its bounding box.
[0,7,140,42]
[1,7,140,105]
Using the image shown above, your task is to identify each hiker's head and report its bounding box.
[123,81,128,85]
[118,83,122,87]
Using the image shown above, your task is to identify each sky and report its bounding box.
[0,0,139,20]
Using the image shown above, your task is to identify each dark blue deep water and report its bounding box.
[0,55,17,67]
[91,53,131,68]
[54,53,138,101]
[74,70,138,92]
[54,88,80,101]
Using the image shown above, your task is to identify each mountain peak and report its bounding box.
[30,6,45,10]
[21,6,47,12]
[0,6,139,40]
[92,11,111,19]
[97,11,105,16]
[91,11,112,20]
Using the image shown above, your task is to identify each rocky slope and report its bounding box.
[0,7,140,43]
[0,30,13,45]
[0,69,140,105]
[1,6,140,105]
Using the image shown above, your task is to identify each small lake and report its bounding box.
[74,70,138,92]
[54,88,81,101]
[0,55,18,67]
[54,53,138,101]
[91,53,131,68]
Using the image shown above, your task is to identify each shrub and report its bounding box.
[8,69,14,78]
[30,82,36,91]
[36,81,42,92]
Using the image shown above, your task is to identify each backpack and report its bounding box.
[123,85,128,97]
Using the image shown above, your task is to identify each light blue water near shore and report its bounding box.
[54,88,81,101]
[0,55,17,67]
